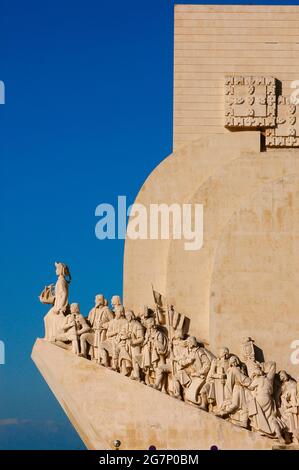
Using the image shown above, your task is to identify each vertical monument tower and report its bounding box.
[124,4,299,378]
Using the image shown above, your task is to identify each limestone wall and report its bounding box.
[174,4,299,149]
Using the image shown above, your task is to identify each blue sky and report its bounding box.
[1,0,298,450]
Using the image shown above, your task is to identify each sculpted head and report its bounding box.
[145,317,155,329]
[279,370,289,383]
[70,303,80,315]
[111,295,122,309]
[219,347,229,359]
[252,364,263,378]
[187,336,197,349]
[115,305,125,319]
[229,355,239,367]
[125,310,135,322]
[55,262,71,281]
[55,262,63,276]
[95,294,104,307]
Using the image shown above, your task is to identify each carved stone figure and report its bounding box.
[241,336,255,361]
[80,294,114,363]
[108,310,144,378]
[216,355,252,429]
[106,305,128,371]
[240,336,261,378]
[247,362,286,444]
[42,262,71,342]
[111,295,122,310]
[206,347,230,412]
[173,336,211,407]
[122,310,144,381]
[171,329,188,399]
[277,370,299,442]
[141,317,168,390]
[55,303,90,355]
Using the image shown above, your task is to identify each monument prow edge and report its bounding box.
[32,338,274,450]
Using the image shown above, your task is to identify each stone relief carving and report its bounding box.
[266,96,299,148]
[39,263,299,445]
[225,75,277,129]
[224,76,299,148]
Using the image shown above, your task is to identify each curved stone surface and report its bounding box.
[123,132,260,321]
[165,152,299,341]
[210,174,299,377]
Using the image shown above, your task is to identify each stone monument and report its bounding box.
[32,5,299,449]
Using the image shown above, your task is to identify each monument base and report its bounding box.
[32,339,276,450]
